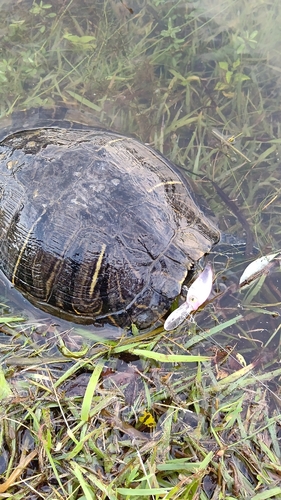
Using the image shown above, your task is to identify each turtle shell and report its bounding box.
[0,108,220,328]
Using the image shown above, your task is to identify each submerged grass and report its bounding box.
[1,0,281,497]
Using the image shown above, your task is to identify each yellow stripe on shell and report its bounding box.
[12,209,46,286]
[90,243,106,297]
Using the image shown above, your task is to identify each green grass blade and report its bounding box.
[81,360,105,422]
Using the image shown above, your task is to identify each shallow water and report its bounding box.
[0,0,281,357]
[1,2,281,498]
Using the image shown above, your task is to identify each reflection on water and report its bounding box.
[0,0,280,351]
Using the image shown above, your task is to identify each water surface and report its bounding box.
[0,0,281,391]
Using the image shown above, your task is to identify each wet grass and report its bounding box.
[1,319,281,498]
[1,0,281,497]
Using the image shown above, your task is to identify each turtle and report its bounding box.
[0,107,220,329]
